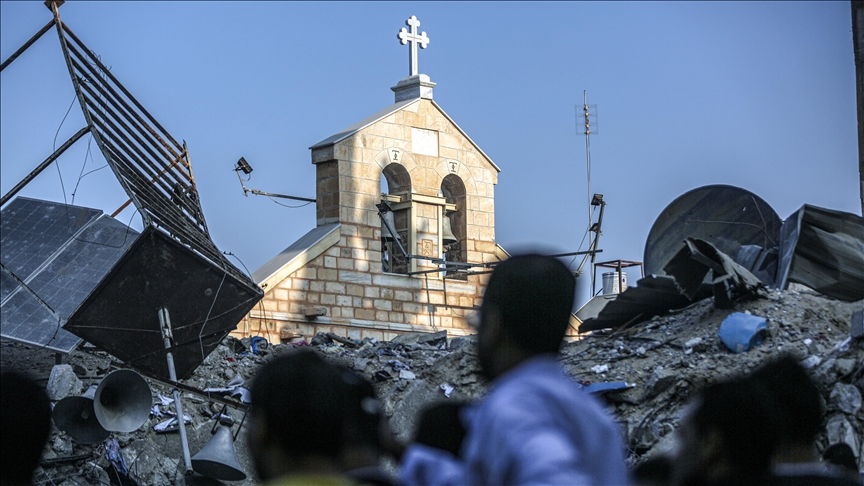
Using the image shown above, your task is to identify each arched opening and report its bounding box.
[441,174,467,277]
[379,163,411,274]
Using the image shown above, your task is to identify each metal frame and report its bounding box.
[47,3,247,283]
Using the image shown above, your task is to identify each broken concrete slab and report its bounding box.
[46,364,82,401]
[829,383,862,415]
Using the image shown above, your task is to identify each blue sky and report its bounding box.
[1,2,858,306]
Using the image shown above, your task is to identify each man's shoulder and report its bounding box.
[482,356,592,414]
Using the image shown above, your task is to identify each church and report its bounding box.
[235,16,578,342]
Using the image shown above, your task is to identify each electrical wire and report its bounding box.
[198,265,227,361]
[568,205,596,270]
[52,94,77,208]
[266,194,313,209]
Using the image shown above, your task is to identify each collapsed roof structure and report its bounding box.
[1,2,263,380]
[579,184,864,332]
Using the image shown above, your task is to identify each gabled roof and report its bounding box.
[309,98,501,173]
[310,99,419,149]
[252,223,341,289]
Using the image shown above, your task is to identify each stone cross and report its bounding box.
[397,15,430,77]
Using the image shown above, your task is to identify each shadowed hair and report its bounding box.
[249,348,349,459]
[690,379,779,477]
[1,370,52,485]
[748,354,822,447]
[340,366,380,450]
[481,254,576,354]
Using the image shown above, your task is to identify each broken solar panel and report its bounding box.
[1,197,139,352]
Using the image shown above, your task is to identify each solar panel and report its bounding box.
[0,197,102,279]
[1,197,139,353]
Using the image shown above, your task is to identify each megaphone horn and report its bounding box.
[52,385,110,444]
[191,426,247,481]
[94,369,152,433]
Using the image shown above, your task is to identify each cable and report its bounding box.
[52,94,77,213]
[568,205,596,270]
[198,264,228,361]
[70,133,107,203]
[223,251,253,278]
[266,194,313,209]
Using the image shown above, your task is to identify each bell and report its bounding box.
[52,385,110,444]
[191,426,247,481]
[381,211,398,242]
[442,216,458,246]
[94,369,152,433]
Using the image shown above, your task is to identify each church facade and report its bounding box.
[234,17,578,342]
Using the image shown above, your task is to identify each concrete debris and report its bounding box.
[1,286,862,484]
[591,364,610,374]
[46,364,83,401]
[830,383,862,415]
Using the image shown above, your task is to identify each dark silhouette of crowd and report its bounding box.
[3,254,861,486]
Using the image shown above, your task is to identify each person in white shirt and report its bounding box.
[399,254,631,486]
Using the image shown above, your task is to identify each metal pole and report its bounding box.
[377,208,410,258]
[158,308,193,475]
[590,201,606,296]
[0,19,55,72]
[0,126,90,207]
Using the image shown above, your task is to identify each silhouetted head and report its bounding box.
[1,370,52,486]
[247,348,350,481]
[748,354,822,451]
[822,443,858,474]
[339,366,383,467]
[672,378,779,486]
[477,254,575,378]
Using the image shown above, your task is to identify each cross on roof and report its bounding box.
[397,15,430,77]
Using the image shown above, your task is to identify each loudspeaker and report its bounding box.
[191,426,247,481]
[94,369,152,433]
[52,385,110,444]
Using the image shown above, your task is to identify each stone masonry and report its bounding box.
[235,83,516,343]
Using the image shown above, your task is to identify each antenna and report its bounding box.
[573,91,604,295]
[576,91,598,230]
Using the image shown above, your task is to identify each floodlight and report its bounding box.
[235,157,253,175]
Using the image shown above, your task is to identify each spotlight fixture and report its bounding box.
[591,194,604,206]
[235,157,253,175]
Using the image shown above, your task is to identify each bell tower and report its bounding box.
[245,15,503,342]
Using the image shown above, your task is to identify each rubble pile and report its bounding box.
[1,287,861,485]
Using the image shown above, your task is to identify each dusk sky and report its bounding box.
[1,2,858,307]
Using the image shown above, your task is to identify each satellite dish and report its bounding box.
[644,185,782,276]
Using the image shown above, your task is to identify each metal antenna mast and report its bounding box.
[573,91,605,295]
[583,90,592,231]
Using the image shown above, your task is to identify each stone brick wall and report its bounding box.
[240,222,494,342]
[236,98,503,343]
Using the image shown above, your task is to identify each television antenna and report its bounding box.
[573,91,605,295]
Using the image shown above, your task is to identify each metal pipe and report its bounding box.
[249,189,316,203]
[378,208,410,258]
[158,308,193,475]
[0,20,55,72]
[0,126,90,207]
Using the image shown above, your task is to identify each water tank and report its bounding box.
[602,272,628,295]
